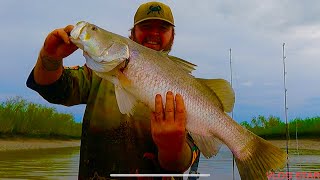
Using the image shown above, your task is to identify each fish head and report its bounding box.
[70,21,129,72]
[70,21,105,61]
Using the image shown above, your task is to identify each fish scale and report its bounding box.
[127,56,214,136]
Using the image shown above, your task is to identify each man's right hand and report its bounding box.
[34,25,78,85]
[41,25,78,60]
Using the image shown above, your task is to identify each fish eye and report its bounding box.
[91,26,97,31]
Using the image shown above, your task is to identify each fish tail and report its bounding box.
[234,133,287,180]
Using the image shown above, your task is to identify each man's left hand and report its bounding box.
[151,91,187,155]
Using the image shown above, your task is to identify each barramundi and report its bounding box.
[70,21,286,179]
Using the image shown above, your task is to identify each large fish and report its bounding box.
[70,21,286,179]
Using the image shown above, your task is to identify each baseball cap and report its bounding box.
[134,1,174,26]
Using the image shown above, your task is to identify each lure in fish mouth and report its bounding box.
[69,21,287,180]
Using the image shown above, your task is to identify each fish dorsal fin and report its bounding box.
[197,78,235,112]
[167,55,197,74]
[114,85,138,116]
[189,132,223,158]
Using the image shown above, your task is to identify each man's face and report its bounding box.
[133,19,174,51]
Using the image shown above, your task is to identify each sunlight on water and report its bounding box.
[0,145,319,179]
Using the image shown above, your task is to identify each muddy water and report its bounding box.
[0,144,319,179]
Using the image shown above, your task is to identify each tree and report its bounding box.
[267,115,281,127]
[240,121,251,129]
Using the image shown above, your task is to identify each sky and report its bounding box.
[1,0,319,124]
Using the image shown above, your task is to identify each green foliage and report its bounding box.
[0,96,81,138]
[240,121,251,129]
[240,115,320,139]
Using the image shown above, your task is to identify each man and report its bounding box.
[26,1,199,179]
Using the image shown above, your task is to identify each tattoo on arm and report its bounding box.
[41,55,63,71]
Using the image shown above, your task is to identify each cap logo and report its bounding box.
[147,5,162,15]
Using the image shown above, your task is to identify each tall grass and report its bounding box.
[240,115,320,139]
[0,96,81,138]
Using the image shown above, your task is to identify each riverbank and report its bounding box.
[269,139,320,151]
[0,137,319,152]
[0,138,80,151]
[268,138,320,155]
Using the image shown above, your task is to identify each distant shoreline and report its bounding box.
[0,137,319,153]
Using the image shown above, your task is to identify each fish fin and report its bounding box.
[95,68,136,116]
[234,134,287,180]
[114,85,137,116]
[189,132,223,158]
[167,55,197,74]
[117,70,132,87]
[197,78,235,112]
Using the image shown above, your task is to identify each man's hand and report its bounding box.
[41,25,78,60]
[151,91,186,151]
[151,91,191,172]
[34,25,78,85]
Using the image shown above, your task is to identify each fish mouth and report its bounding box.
[70,21,88,40]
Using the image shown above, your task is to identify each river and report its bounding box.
[0,145,319,179]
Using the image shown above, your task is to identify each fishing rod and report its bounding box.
[282,43,290,179]
[229,48,235,180]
